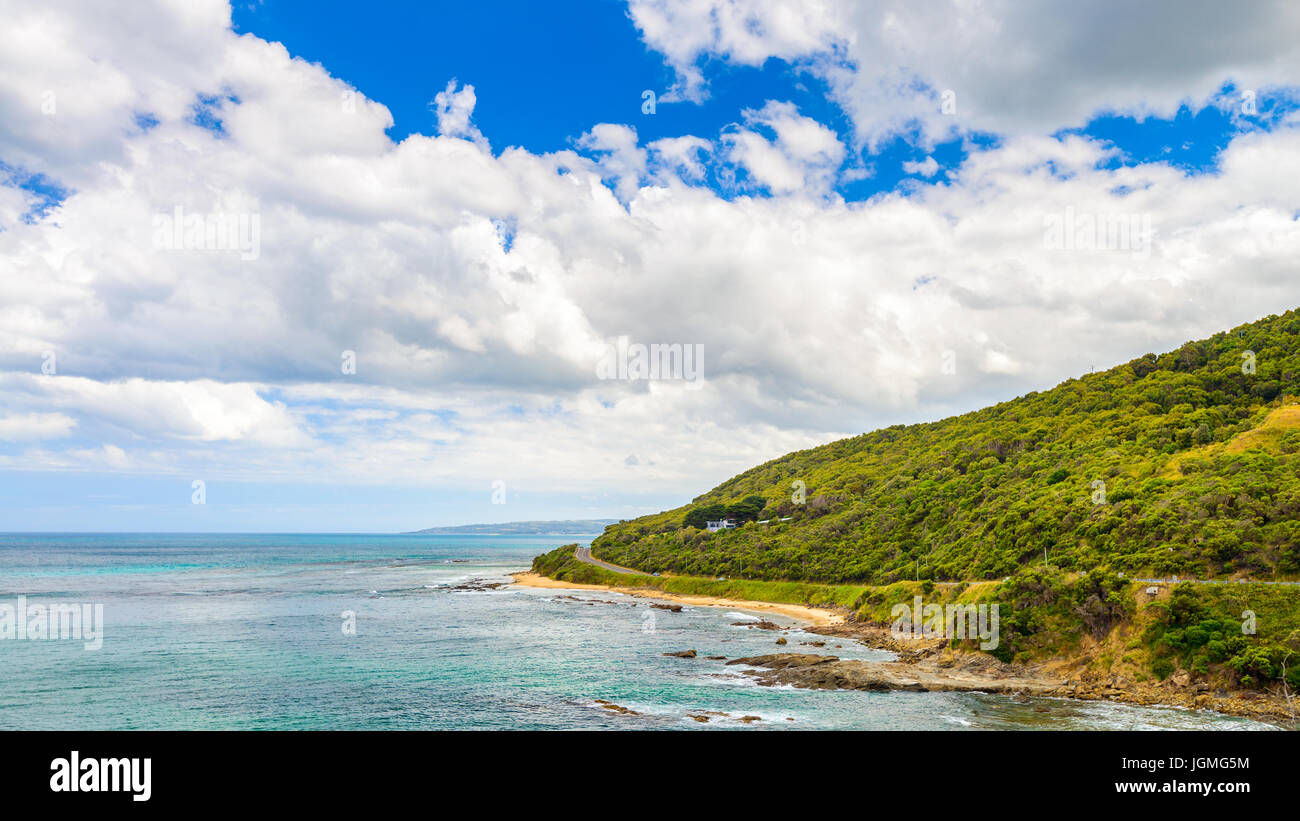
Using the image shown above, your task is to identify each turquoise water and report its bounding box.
[0,533,1273,730]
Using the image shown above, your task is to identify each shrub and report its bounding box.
[1151,657,1175,680]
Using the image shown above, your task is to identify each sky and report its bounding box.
[2,0,1300,531]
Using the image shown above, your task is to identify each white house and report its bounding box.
[705,518,736,532]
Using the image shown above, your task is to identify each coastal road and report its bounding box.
[574,545,651,576]
[1130,577,1300,587]
[572,549,1296,587]
[932,577,1300,587]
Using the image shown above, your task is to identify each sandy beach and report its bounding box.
[510,571,845,627]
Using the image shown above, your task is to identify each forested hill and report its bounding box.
[592,309,1300,584]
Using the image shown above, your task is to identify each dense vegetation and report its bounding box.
[681,495,767,529]
[1144,582,1300,689]
[981,566,1135,663]
[593,309,1300,584]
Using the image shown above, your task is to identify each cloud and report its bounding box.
[628,0,1300,146]
[2,0,1300,503]
[0,412,77,441]
[648,135,713,182]
[723,100,844,194]
[0,374,308,446]
[903,156,940,177]
[431,79,484,143]
[627,0,843,102]
[577,123,648,202]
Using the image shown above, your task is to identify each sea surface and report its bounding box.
[0,533,1274,730]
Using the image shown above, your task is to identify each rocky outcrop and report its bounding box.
[811,621,948,660]
[664,649,697,658]
[726,653,1058,694]
[732,619,783,630]
[447,579,508,592]
[593,699,639,716]
[726,648,1298,726]
[1051,668,1298,724]
[807,618,1298,725]
[728,653,840,669]
[552,594,618,605]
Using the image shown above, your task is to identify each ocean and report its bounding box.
[0,533,1273,730]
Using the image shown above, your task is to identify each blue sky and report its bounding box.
[233,0,838,160]
[3,0,1300,531]
[230,0,1295,197]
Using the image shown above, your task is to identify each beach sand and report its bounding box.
[510,571,844,627]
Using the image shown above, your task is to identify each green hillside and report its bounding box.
[593,309,1300,584]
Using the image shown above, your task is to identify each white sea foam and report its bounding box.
[425,574,475,588]
[704,668,801,691]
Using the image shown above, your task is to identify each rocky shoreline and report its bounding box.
[725,652,1055,695]
[799,622,1298,727]
[517,572,1296,727]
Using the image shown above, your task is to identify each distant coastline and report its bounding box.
[405,519,619,536]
